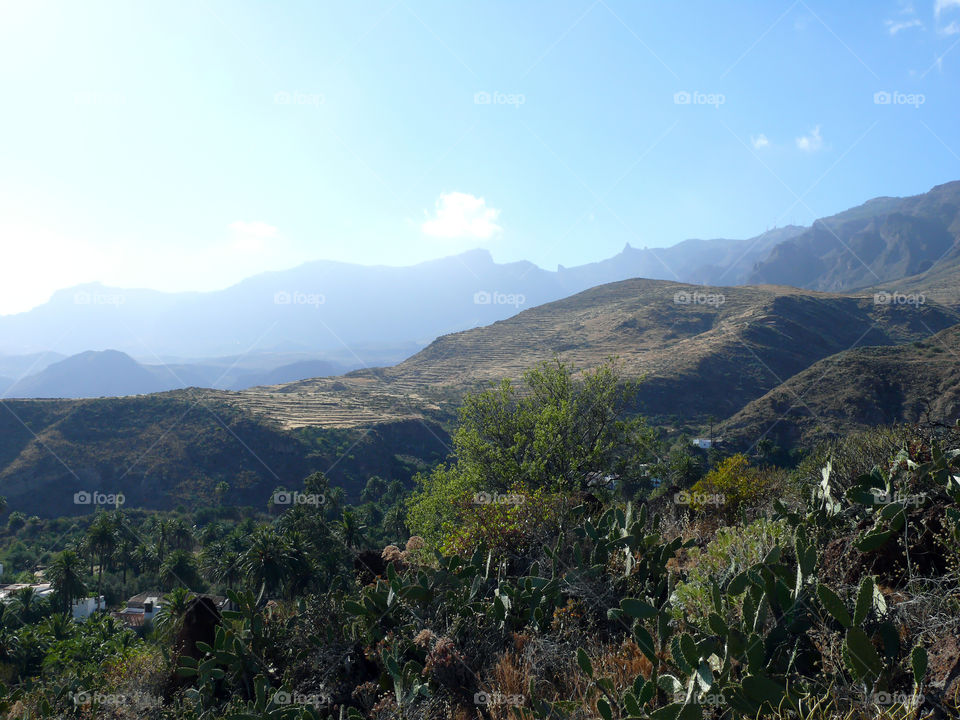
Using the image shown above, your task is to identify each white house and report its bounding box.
[70,596,105,621]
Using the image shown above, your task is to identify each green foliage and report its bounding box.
[407,358,656,541]
[671,518,791,623]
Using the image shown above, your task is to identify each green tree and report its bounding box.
[48,549,88,616]
[239,526,295,604]
[408,358,656,541]
[336,508,365,549]
[360,475,388,504]
[160,549,203,591]
[154,586,193,643]
[86,513,117,611]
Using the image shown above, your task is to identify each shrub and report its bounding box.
[439,484,564,560]
[671,517,792,622]
[688,453,781,516]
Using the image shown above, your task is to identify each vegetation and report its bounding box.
[0,360,957,719]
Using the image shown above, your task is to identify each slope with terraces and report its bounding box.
[231,278,960,428]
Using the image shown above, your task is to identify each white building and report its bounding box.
[71,596,105,621]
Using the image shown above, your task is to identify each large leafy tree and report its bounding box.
[407,358,656,541]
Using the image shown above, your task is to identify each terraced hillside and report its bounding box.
[718,324,960,448]
[0,391,449,517]
[235,278,960,428]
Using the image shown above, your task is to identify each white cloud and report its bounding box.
[886,18,923,33]
[795,125,823,153]
[229,220,279,253]
[944,19,960,33]
[751,133,770,149]
[936,0,960,18]
[421,192,502,239]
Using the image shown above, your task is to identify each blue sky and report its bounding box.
[1,0,959,313]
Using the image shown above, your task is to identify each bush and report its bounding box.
[671,517,792,622]
[439,484,564,559]
[688,453,782,517]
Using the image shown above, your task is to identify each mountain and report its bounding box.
[0,229,804,360]
[2,350,356,399]
[556,226,804,287]
[749,181,960,294]
[719,325,960,448]
[2,277,958,515]
[2,182,959,364]
[0,351,65,379]
[233,278,960,429]
[4,350,167,398]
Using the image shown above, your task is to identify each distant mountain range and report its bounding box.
[0,228,804,362]
[0,350,352,398]
[2,181,958,389]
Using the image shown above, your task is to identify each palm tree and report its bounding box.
[159,550,202,591]
[215,550,242,591]
[337,509,365,549]
[167,518,194,552]
[10,587,41,625]
[239,526,295,604]
[114,536,137,598]
[151,517,169,561]
[48,549,88,616]
[153,586,193,643]
[86,514,117,611]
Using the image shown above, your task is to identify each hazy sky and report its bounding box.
[2,1,959,314]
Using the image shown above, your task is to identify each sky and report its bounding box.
[1,0,960,314]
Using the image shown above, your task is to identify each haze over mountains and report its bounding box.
[3,181,960,513]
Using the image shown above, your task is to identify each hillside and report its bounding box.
[3,278,958,516]
[0,391,448,517]
[719,324,960,447]
[749,180,960,292]
[234,278,960,428]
